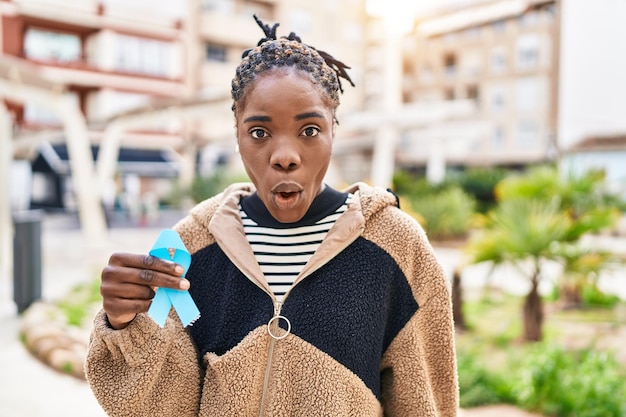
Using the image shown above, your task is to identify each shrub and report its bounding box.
[164,170,250,207]
[449,167,511,213]
[457,348,514,408]
[582,285,621,308]
[512,344,626,417]
[407,186,476,240]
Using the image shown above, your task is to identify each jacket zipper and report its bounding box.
[258,300,285,417]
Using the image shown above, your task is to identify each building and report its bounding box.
[1,0,188,216]
[1,0,369,213]
[557,0,626,196]
[400,0,559,171]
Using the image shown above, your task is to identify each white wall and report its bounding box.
[558,0,626,149]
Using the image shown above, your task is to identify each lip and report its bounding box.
[270,182,303,211]
[271,182,303,194]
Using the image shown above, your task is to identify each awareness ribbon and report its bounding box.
[147,229,200,327]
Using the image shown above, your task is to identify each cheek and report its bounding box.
[239,149,265,179]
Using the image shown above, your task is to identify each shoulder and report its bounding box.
[174,182,255,254]
[344,182,427,244]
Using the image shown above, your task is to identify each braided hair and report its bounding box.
[231,15,355,116]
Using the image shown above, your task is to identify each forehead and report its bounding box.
[238,68,334,114]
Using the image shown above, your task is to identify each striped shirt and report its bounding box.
[239,188,353,302]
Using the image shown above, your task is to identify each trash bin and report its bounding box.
[13,210,43,313]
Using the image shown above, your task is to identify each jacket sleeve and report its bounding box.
[85,310,202,417]
[376,210,459,416]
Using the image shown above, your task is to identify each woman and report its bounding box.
[86,16,458,417]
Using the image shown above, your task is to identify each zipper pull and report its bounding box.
[267,301,291,340]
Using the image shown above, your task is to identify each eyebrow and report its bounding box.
[243,115,271,123]
[243,112,325,124]
[295,112,325,121]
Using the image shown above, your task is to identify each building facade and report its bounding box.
[400,0,559,170]
[1,0,369,213]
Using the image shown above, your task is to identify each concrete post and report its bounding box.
[0,104,13,306]
[371,24,402,188]
[56,96,108,238]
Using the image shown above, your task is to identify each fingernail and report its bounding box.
[179,279,190,290]
[174,265,185,275]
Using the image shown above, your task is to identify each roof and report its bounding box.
[31,141,179,177]
[417,0,554,37]
[564,134,626,153]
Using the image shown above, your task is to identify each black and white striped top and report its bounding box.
[239,188,353,302]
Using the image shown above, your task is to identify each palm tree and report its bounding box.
[466,198,571,341]
[466,166,621,342]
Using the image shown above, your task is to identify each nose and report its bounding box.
[270,138,301,171]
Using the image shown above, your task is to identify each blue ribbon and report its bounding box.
[147,229,200,328]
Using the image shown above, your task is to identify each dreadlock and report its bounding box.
[231,15,355,114]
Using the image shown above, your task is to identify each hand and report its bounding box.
[100,252,190,329]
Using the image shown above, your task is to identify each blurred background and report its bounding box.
[1,0,626,416]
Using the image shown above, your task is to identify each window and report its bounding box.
[491,86,506,112]
[114,34,172,76]
[443,53,456,77]
[518,11,538,28]
[516,77,542,111]
[492,20,506,33]
[490,47,507,73]
[24,92,79,124]
[467,85,479,103]
[543,4,556,22]
[202,0,234,13]
[516,34,540,70]
[517,120,538,147]
[492,126,505,149]
[24,28,81,63]
[206,44,227,62]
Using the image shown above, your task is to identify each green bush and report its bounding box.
[163,170,250,207]
[392,171,445,197]
[190,170,250,203]
[457,348,514,408]
[452,167,511,213]
[582,285,621,308]
[407,186,476,240]
[512,344,626,417]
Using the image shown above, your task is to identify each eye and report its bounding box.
[301,126,320,137]
[249,128,270,139]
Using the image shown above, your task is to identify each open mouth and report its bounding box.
[273,190,300,208]
[271,182,303,210]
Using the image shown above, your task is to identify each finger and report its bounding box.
[136,268,190,290]
[109,252,185,276]
[104,254,189,290]
[103,297,153,320]
[101,281,155,301]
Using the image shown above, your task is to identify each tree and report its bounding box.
[465,166,621,342]
[466,198,570,341]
